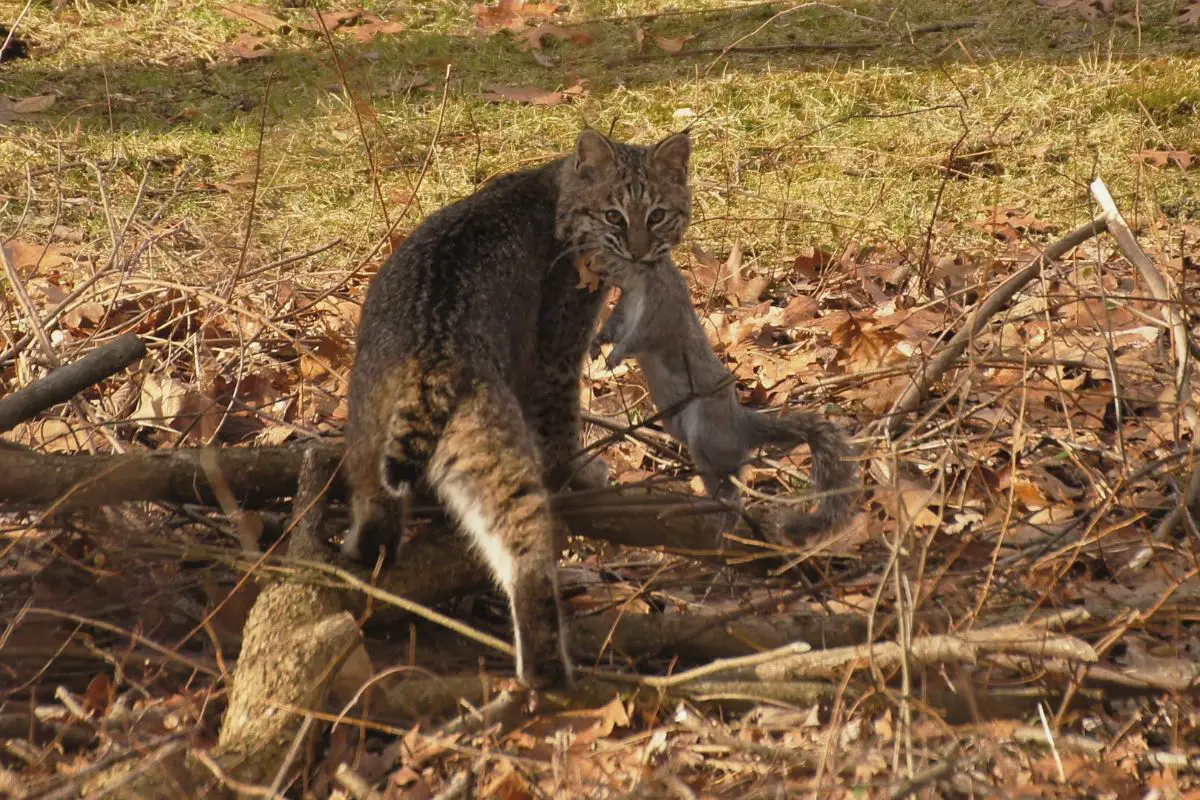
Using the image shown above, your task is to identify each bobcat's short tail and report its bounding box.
[378,363,464,498]
[742,410,858,540]
[342,358,464,565]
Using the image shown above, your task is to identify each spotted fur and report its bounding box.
[343,130,693,688]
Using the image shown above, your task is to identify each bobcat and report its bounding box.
[342,129,692,687]
[590,254,856,541]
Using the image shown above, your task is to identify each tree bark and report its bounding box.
[0,444,802,576]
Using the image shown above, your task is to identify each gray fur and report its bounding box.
[591,256,857,541]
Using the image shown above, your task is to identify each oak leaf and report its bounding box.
[1136,150,1193,170]
[2,240,75,276]
[482,84,567,106]
[654,34,695,54]
[294,9,363,32]
[575,253,602,292]
[218,3,288,31]
[473,0,558,32]
[517,23,592,50]
[346,15,406,42]
[223,32,275,60]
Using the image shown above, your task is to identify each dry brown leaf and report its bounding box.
[724,242,769,304]
[26,278,68,308]
[132,374,223,443]
[82,674,114,718]
[473,0,558,32]
[791,246,834,280]
[653,33,695,54]
[346,17,406,43]
[223,32,275,60]
[1037,0,1113,21]
[11,94,56,113]
[1059,297,1138,330]
[218,2,288,31]
[299,335,352,380]
[967,205,1053,242]
[313,296,362,331]
[1172,1,1200,25]
[202,574,262,638]
[60,301,107,332]
[482,84,566,106]
[687,243,728,291]
[886,478,945,528]
[561,79,588,100]
[781,294,818,325]
[575,253,602,292]
[2,240,75,276]
[517,23,592,50]
[829,314,906,372]
[1135,149,1193,170]
[294,9,363,32]
[479,762,532,799]
[14,418,105,453]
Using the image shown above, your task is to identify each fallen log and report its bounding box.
[0,442,808,576]
[0,443,343,512]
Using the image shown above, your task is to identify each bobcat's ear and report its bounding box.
[575,129,616,176]
[652,131,691,178]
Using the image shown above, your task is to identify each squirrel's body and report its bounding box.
[593,256,856,538]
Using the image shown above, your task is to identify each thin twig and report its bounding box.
[704,2,884,73]
[225,72,275,301]
[1090,177,1193,403]
[641,641,812,689]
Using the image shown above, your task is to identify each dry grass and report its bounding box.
[3,0,1200,797]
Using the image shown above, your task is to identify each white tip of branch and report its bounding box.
[1089,177,1122,224]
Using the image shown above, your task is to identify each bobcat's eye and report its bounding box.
[647,208,666,225]
[604,210,625,226]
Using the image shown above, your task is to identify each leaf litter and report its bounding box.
[3,2,1200,798]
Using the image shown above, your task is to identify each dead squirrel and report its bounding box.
[591,254,857,540]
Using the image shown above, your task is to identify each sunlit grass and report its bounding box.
[1,0,1196,287]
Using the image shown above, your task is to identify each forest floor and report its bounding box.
[2,0,1200,797]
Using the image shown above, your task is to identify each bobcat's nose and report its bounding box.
[627,220,651,261]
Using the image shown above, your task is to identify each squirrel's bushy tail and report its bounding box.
[742,410,858,540]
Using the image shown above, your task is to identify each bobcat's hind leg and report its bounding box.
[343,427,408,567]
[428,382,572,689]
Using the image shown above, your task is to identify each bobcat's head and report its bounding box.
[556,129,691,273]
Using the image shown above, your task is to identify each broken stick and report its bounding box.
[879,214,1109,437]
[0,332,146,433]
